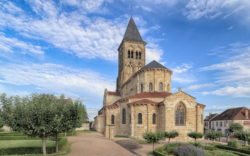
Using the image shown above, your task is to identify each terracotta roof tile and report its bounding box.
[204,113,218,121]
[128,99,157,105]
[212,107,250,120]
[128,92,171,99]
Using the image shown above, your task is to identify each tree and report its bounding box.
[1,93,88,155]
[143,132,164,153]
[165,131,179,143]
[234,131,250,146]
[188,132,203,142]
[51,96,87,153]
[12,94,58,156]
[0,115,3,129]
[205,131,222,141]
[229,123,243,134]
[0,93,15,127]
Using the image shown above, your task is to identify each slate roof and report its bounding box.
[122,17,145,43]
[141,60,172,72]
[212,107,250,121]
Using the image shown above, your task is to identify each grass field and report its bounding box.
[0,131,68,155]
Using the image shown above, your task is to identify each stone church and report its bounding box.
[94,18,205,140]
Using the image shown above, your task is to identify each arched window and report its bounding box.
[139,52,142,59]
[140,83,144,93]
[122,108,126,124]
[136,51,138,59]
[152,113,156,124]
[128,50,131,58]
[111,115,115,125]
[159,82,163,92]
[138,113,142,124]
[149,83,153,92]
[175,103,186,126]
[131,51,134,58]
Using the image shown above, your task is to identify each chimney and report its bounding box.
[245,109,249,120]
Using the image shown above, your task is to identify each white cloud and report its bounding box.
[201,42,250,97]
[146,42,164,63]
[186,83,214,90]
[0,33,44,55]
[0,62,115,97]
[185,0,250,24]
[171,64,196,83]
[0,1,164,62]
[202,86,250,97]
[136,0,179,7]
[61,0,112,13]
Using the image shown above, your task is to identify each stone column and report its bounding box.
[131,105,135,137]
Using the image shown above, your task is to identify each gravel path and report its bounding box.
[67,132,135,156]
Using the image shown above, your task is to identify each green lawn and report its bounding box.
[0,140,55,149]
[0,132,68,155]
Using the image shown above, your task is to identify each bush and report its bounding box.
[216,144,250,155]
[143,132,165,153]
[229,123,243,133]
[205,131,222,141]
[192,142,201,147]
[0,135,39,140]
[164,143,184,154]
[234,131,250,145]
[202,145,215,151]
[174,144,205,156]
[165,131,179,143]
[228,140,238,148]
[0,146,56,155]
[188,132,203,141]
[205,150,238,156]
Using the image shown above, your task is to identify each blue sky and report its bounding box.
[0,0,250,120]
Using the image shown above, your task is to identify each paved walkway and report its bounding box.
[67,132,135,156]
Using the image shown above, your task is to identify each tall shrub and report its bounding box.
[165,131,179,143]
[188,132,203,142]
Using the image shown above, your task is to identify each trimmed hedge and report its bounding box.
[0,146,56,155]
[216,144,250,155]
[153,150,165,156]
[0,135,39,140]
[0,132,24,136]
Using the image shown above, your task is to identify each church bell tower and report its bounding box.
[117,17,146,92]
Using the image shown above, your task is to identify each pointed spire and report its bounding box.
[122,17,145,43]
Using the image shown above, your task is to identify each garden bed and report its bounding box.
[154,142,249,156]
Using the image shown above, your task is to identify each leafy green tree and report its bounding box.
[12,94,58,156]
[234,131,250,146]
[188,132,203,142]
[205,131,222,141]
[165,131,179,143]
[0,93,14,127]
[143,132,164,153]
[229,123,243,134]
[0,115,3,129]
[51,96,87,152]
[0,93,88,155]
